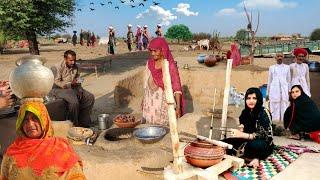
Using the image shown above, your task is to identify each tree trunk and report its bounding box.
[26,31,39,55]
[249,30,256,64]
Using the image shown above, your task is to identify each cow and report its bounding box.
[197,39,210,51]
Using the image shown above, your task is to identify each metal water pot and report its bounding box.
[98,114,110,130]
[9,55,54,99]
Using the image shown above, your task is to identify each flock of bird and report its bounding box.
[77,0,161,11]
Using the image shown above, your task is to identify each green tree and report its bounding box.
[0,31,6,54]
[235,29,248,42]
[0,0,75,55]
[165,24,192,43]
[310,28,320,41]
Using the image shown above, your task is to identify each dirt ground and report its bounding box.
[1,42,320,179]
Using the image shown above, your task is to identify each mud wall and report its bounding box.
[114,68,268,113]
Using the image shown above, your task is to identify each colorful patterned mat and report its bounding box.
[231,147,300,180]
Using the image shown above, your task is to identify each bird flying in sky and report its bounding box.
[152,1,160,6]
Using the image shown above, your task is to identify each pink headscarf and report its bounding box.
[230,43,241,67]
[147,37,185,114]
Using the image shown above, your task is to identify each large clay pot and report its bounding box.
[184,140,225,168]
[9,55,54,99]
[204,55,217,67]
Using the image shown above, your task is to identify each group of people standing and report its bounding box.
[72,30,97,47]
[71,24,163,55]
[267,48,320,140]
[131,24,162,51]
[106,24,163,55]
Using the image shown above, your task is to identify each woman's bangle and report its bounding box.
[248,133,251,139]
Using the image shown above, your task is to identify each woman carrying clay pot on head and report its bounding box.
[223,87,274,169]
[0,101,85,179]
[141,37,185,126]
[107,26,116,55]
[284,85,320,140]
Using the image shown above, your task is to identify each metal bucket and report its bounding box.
[98,114,110,130]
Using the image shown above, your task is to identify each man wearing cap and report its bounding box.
[155,24,162,37]
[290,48,311,96]
[267,53,291,123]
[107,26,116,55]
[142,25,150,50]
[126,24,134,52]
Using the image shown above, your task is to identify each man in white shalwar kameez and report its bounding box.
[267,53,290,122]
[290,48,311,97]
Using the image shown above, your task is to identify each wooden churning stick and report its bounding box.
[209,88,217,139]
[162,59,183,173]
[221,59,233,139]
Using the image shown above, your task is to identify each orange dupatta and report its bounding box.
[4,101,82,177]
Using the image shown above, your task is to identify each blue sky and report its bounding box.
[66,0,320,37]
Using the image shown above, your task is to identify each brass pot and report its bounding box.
[9,55,54,99]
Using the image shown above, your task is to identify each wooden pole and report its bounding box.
[162,59,183,173]
[197,135,233,149]
[209,88,217,139]
[220,59,233,139]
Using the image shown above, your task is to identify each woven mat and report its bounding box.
[230,147,300,180]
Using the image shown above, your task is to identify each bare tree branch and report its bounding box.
[242,2,260,64]
[243,2,251,23]
[255,11,260,34]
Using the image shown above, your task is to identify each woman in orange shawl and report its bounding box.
[0,101,85,180]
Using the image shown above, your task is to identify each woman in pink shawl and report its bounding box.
[142,37,185,126]
[231,41,241,67]
[135,25,143,51]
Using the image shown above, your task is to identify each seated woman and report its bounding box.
[284,85,320,140]
[0,101,85,179]
[223,87,274,168]
[142,37,185,126]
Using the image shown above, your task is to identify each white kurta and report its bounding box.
[290,63,311,97]
[267,64,291,122]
